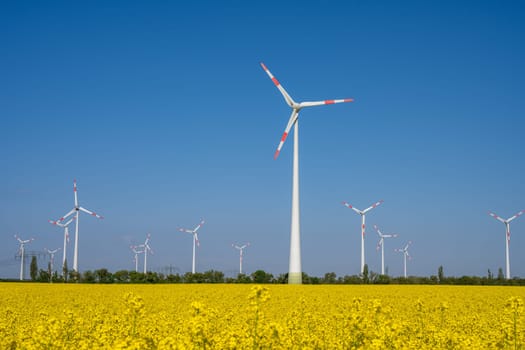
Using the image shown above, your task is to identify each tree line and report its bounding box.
[4,259,525,286]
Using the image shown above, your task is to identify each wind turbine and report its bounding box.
[139,234,153,274]
[130,245,144,273]
[373,224,398,275]
[395,241,412,278]
[14,235,34,280]
[178,219,205,274]
[488,210,524,279]
[261,62,354,284]
[232,243,250,274]
[342,200,383,274]
[45,248,61,275]
[49,216,75,271]
[54,179,103,272]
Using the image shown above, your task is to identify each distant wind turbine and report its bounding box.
[232,243,250,274]
[130,245,144,273]
[178,219,205,274]
[261,62,354,284]
[139,234,153,274]
[395,241,412,278]
[45,248,61,275]
[488,209,524,279]
[14,235,34,280]
[373,224,398,275]
[49,216,75,272]
[342,200,383,273]
[53,179,103,272]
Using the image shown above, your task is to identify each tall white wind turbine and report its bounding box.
[373,224,398,275]
[14,235,34,280]
[342,200,383,274]
[395,241,412,278]
[49,216,75,271]
[488,209,524,279]
[232,243,250,274]
[178,219,205,274]
[261,62,354,284]
[45,248,61,275]
[140,234,153,274]
[130,245,144,273]
[54,179,103,272]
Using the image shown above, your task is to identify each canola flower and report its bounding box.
[1,283,524,349]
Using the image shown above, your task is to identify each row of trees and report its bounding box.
[11,258,525,285]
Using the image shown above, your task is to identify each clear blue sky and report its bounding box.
[1,1,524,279]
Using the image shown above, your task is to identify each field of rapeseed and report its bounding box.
[1,283,524,349]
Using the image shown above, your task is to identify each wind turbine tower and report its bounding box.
[53,179,103,272]
[488,210,524,279]
[45,248,61,275]
[49,216,75,271]
[261,62,354,284]
[342,200,383,274]
[178,219,205,274]
[232,243,250,274]
[14,235,34,280]
[130,245,144,273]
[139,234,153,274]
[395,241,412,278]
[373,224,398,275]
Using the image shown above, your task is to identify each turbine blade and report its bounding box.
[373,224,383,237]
[507,210,525,222]
[73,179,78,208]
[299,98,354,108]
[260,62,295,107]
[195,233,200,247]
[57,208,76,223]
[79,207,103,219]
[488,211,506,223]
[363,200,384,214]
[194,219,205,232]
[342,201,362,215]
[274,110,299,159]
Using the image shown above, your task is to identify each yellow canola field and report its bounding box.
[1,283,524,349]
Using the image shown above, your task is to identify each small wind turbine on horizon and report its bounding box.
[261,62,354,284]
[53,179,103,272]
[373,224,398,275]
[232,243,250,275]
[45,248,61,275]
[178,219,205,274]
[130,245,144,273]
[14,235,34,280]
[49,216,75,272]
[395,241,412,278]
[342,200,383,274]
[138,234,153,274]
[488,209,524,279]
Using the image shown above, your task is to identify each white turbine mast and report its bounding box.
[130,245,144,273]
[14,235,34,280]
[261,62,354,284]
[178,219,205,274]
[395,241,412,278]
[373,224,398,275]
[45,247,61,275]
[342,200,383,274]
[488,209,524,279]
[53,179,103,272]
[138,234,153,274]
[232,242,250,274]
[49,216,75,272]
